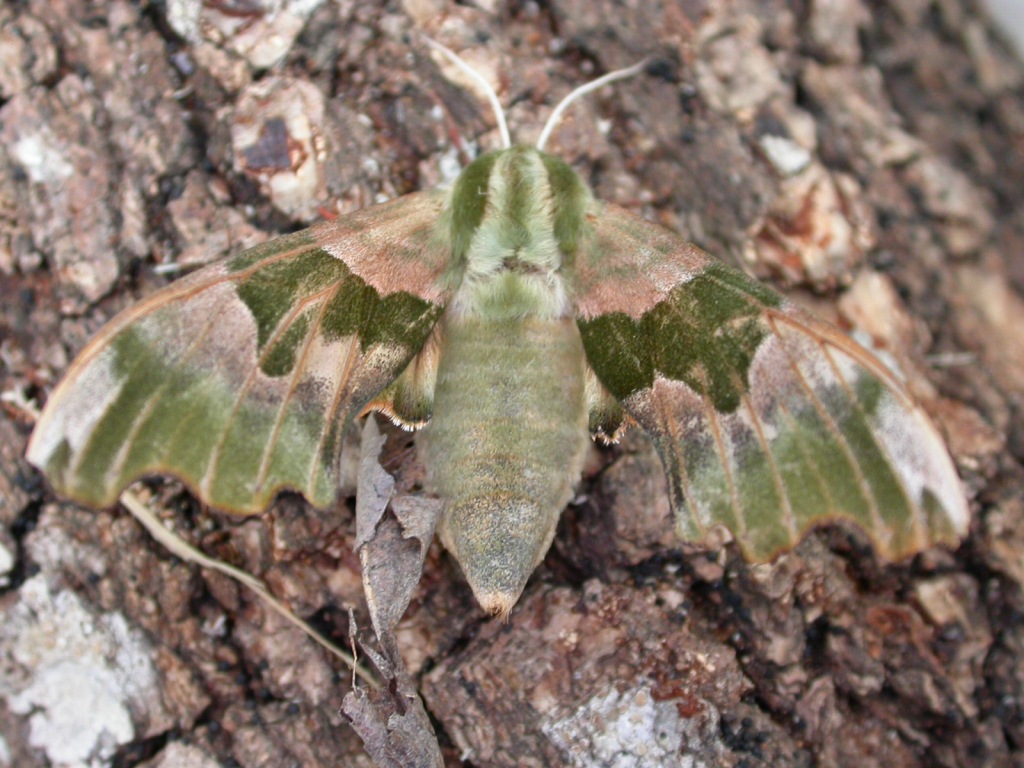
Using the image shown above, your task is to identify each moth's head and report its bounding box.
[445,147,591,276]
[424,38,646,276]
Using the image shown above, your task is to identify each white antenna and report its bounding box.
[424,37,512,150]
[536,60,648,152]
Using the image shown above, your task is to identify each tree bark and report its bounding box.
[1,0,1022,766]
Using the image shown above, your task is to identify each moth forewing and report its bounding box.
[573,205,969,561]
[27,198,452,516]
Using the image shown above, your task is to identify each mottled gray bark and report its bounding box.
[1,0,1022,766]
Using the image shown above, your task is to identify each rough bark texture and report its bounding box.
[2,0,1023,766]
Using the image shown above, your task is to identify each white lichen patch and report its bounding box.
[543,685,728,768]
[0,540,14,587]
[0,576,160,766]
[142,741,222,768]
[10,132,74,185]
[758,134,812,178]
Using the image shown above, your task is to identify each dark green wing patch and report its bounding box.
[578,262,781,413]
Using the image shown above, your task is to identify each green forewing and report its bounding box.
[576,205,969,561]
[27,192,449,513]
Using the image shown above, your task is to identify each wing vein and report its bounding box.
[818,337,925,549]
[739,385,798,547]
[648,384,703,533]
[253,287,336,493]
[79,242,326,358]
[698,370,745,542]
[765,312,882,531]
[309,285,363,497]
[773,396,838,521]
[105,303,229,485]
[200,282,342,499]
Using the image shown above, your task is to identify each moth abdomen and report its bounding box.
[422,312,589,615]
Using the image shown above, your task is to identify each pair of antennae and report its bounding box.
[424,37,647,152]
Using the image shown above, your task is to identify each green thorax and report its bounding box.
[444,147,591,280]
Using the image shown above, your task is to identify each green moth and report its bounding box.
[27,53,969,618]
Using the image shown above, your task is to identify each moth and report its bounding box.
[27,48,969,617]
